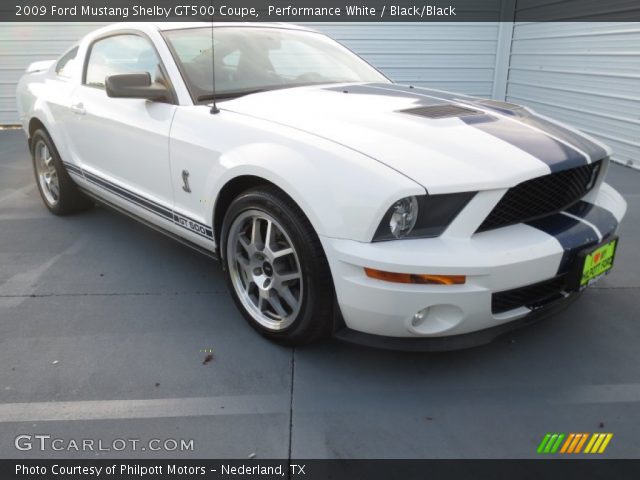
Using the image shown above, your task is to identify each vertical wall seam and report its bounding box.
[492,0,517,100]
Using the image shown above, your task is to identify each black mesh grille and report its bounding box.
[401,104,481,119]
[478,161,602,232]
[492,276,567,314]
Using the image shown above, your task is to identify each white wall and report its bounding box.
[305,22,502,97]
[507,22,640,168]
[0,22,108,124]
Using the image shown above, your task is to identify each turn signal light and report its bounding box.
[364,268,466,285]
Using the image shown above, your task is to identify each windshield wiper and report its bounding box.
[196,81,347,103]
[197,89,266,102]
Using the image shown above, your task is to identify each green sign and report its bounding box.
[581,239,617,287]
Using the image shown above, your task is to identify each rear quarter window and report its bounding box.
[55,46,79,78]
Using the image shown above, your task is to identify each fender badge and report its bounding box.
[181,170,191,193]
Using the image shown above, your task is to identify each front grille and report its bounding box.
[492,276,567,314]
[478,161,601,232]
[400,104,481,119]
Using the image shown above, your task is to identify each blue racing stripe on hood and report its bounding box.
[363,84,604,167]
[461,115,589,173]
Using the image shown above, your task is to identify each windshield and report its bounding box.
[162,26,389,101]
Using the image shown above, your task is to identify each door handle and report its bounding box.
[70,102,86,115]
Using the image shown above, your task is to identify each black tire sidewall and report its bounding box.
[220,188,333,344]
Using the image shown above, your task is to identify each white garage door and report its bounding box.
[0,22,108,125]
[507,22,640,168]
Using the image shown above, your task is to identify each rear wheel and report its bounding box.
[221,186,334,345]
[31,128,92,215]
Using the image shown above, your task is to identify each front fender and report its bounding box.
[202,113,424,243]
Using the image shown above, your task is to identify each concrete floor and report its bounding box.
[0,128,639,459]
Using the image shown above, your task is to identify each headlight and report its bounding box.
[389,196,418,238]
[373,192,477,241]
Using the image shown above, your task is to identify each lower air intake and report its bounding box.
[492,276,567,314]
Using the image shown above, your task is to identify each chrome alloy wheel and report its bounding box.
[227,210,303,331]
[34,140,60,206]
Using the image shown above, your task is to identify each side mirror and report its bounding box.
[105,72,168,101]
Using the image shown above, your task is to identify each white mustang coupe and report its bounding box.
[16,22,626,350]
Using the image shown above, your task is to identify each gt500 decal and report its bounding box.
[173,214,213,239]
[63,162,214,241]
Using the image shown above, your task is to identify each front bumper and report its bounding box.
[334,291,582,351]
[320,183,626,346]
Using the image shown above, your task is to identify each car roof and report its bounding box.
[88,22,317,37]
[155,22,315,32]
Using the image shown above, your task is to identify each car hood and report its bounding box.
[222,83,610,194]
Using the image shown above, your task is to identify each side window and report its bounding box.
[85,34,160,89]
[55,46,79,78]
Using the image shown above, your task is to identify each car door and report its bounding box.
[66,32,177,229]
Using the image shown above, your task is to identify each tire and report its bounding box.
[221,186,334,345]
[31,128,93,215]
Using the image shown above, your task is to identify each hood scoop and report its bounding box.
[475,99,524,112]
[400,104,482,119]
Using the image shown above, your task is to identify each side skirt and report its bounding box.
[79,187,219,261]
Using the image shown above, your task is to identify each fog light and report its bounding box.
[412,308,429,327]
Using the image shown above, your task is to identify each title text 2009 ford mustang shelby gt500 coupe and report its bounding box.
[16,23,626,349]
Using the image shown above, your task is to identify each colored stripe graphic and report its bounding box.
[574,433,589,453]
[537,433,552,453]
[537,433,565,454]
[585,433,614,454]
[560,433,575,453]
[597,434,614,453]
[539,433,613,454]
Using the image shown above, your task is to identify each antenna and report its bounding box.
[209,3,220,114]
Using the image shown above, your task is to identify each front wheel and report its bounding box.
[221,186,334,345]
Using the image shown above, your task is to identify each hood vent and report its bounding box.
[476,99,523,111]
[400,104,482,119]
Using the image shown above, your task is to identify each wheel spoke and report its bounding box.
[272,247,293,259]
[250,217,262,246]
[265,220,273,250]
[278,286,298,310]
[49,180,60,199]
[235,253,251,275]
[268,295,288,319]
[278,271,301,283]
[238,235,252,255]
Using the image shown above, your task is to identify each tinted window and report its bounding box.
[163,27,388,101]
[55,46,78,77]
[85,34,160,88]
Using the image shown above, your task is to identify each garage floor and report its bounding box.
[1,129,639,459]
